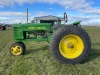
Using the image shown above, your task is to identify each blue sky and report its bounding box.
[0,0,100,25]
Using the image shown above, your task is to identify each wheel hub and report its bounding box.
[11,45,22,55]
[68,43,74,49]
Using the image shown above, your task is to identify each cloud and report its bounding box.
[34,12,52,17]
[14,0,58,4]
[82,7,100,15]
[0,11,32,24]
[0,0,100,14]
[0,0,100,25]
[57,13,100,25]
[0,17,26,24]
[58,0,91,10]
[57,0,100,15]
[0,12,28,17]
[0,0,14,7]
[0,16,33,24]
[67,14,100,25]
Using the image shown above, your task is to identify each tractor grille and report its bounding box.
[13,27,18,36]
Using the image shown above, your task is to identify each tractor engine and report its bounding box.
[26,30,46,39]
[13,23,52,42]
[33,30,45,35]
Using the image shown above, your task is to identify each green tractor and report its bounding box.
[9,13,91,64]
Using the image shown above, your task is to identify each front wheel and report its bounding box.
[9,42,25,56]
[50,25,91,64]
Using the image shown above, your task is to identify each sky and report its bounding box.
[0,0,100,25]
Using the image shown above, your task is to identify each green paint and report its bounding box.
[13,23,53,42]
[72,21,81,25]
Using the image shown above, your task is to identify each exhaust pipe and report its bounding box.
[27,8,28,23]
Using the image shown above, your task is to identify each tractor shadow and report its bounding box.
[85,49,100,63]
[85,43,100,63]
[25,45,49,55]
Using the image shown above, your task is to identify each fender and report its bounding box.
[72,21,81,26]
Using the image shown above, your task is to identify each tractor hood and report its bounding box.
[13,23,50,27]
[12,23,51,31]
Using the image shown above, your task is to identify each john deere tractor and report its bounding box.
[9,13,91,64]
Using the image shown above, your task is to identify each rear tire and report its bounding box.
[50,25,91,64]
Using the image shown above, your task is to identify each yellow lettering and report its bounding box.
[28,27,35,29]
[28,27,45,30]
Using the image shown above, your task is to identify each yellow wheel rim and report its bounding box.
[59,35,84,59]
[10,45,22,55]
